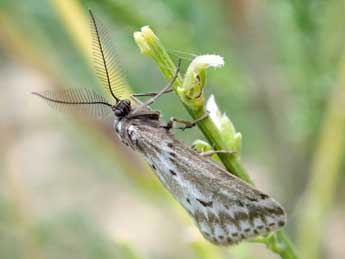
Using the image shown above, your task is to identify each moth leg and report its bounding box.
[200,150,236,157]
[132,88,173,97]
[165,112,209,130]
[132,60,181,115]
[130,95,145,105]
[140,59,181,107]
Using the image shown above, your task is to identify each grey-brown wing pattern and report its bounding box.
[117,120,286,245]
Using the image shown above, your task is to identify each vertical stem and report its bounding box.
[193,108,253,184]
[297,52,345,259]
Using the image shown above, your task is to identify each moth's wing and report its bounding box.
[89,10,129,101]
[128,124,286,245]
[32,88,112,119]
[186,172,287,245]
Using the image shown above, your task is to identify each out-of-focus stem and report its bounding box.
[297,51,345,259]
[52,0,90,58]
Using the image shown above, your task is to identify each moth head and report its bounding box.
[113,99,131,117]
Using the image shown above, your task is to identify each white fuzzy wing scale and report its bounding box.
[118,120,286,245]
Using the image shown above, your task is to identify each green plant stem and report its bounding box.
[192,108,253,184]
[265,230,298,259]
[134,26,298,259]
[296,50,345,259]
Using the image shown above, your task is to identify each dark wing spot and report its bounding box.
[247,197,258,202]
[227,237,233,243]
[266,207,285,216]
[268,222,275,227]
[169,152,177,158]
[257,225,264,230]
[278,220,285,227]
[167,142,173,148]
[169,157,176,163]
[254,229,259,234]
[232,232,238,237]
[234,211,248,221]
[218,235,224,240]
[127,128,133,136]
[237,200,245,207]
[151,164,156,170]
[196,198,213,208]
[260,193,269,200]
[169,169,177,176]
[244,228,250,233]
[186,198,191,205]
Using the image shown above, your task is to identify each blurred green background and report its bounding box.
[0,0,344,259]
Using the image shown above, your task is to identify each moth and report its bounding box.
[33,10,286,245]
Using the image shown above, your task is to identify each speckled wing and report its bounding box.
[121,121,286,245]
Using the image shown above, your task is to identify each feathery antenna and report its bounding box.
[32,88,112,119]
[89,9,126,103]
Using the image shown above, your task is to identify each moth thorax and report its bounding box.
[113,99,131,117]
